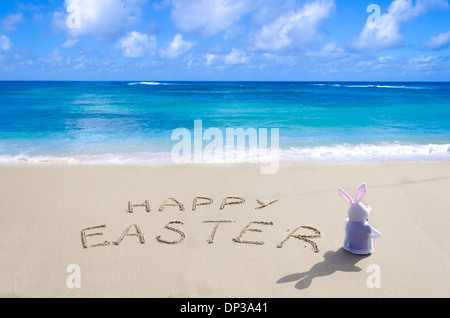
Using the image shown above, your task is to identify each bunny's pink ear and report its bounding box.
[354,183,367,204]
[338,187,354,205]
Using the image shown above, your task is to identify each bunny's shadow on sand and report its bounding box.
[277,248,370,290]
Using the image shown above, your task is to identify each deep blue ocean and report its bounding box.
[0,81,449,163]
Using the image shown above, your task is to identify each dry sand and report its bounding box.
[0,162,449,298]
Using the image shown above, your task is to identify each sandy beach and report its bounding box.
[2,0,450,303]
[0,161,449,298]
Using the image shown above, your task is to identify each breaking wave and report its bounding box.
[1,144,448,165]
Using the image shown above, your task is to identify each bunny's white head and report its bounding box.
[338,183,371,222]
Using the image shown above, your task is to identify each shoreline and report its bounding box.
[1,143,448,166]
[1,159,449,167]
[1,161,449,297]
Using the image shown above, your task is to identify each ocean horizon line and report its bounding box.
[1,80,450,83]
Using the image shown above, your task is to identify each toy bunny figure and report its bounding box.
[338,183,381,255]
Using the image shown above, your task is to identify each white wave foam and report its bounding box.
[373,85,425,89]
[1,144,448,165]
[313,84,427,89]
[343,84,426,89]
[281,144,450,163]
[128,82,165,86]
[345,85,377,88]
[0,152,173,165]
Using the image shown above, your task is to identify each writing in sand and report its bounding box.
[81,196,321,253]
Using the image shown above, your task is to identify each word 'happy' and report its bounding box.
[125,196,280,213]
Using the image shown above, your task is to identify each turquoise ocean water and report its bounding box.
[0,81,449,164]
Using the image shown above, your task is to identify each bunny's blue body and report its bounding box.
[344,220,374,255]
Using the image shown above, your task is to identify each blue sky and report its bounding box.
[0,0,449,81]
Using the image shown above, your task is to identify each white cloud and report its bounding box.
[171,0,255,36]
[350,0,449,52]
[424,30,450,50]
[61,38,79,49]
[153,0,172,11]
[407,55,441,71]
[204,53,217,66]
[0,35,12,51]
[378,55,396,63]
[250,0,335,51]
[53,0,146,41]
[306,41,345,59]
[116,31,157,58]
[1,12,24,31]
[411,55,436,63]
[40,48,64,66]
[160,34,194,59]
[224,49,250,64]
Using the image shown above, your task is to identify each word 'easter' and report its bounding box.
[81,222,321,252]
